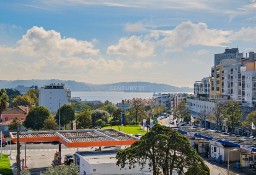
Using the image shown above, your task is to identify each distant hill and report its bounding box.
[0,80,192,92]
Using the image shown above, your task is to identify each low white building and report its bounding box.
[39,83,71,113]
[209,141,240,163]
[75,150,152,175]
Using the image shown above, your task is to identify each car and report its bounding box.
[135,133,142,138]
[169,121,175,125]
[64,154,74,165]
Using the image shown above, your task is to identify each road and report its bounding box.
[2,143,92,175]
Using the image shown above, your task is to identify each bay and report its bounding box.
[71,91,155,104]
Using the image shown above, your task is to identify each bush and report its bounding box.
[0,154,12,175]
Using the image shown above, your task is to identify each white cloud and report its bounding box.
[132,61,153,69]
[193,49,210,56]
[156,21,231,51]
[0,26,125,82]
[40,0,211,10]
[17,26,99,57]
[107,35,154,57]
[124,22,146,33]
[231,27,256,41]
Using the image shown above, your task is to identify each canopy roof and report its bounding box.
[10,129,138,147]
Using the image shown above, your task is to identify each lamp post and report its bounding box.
[58,100,61,130]
[227,148,238,175]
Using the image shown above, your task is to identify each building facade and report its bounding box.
[39,83,71,113]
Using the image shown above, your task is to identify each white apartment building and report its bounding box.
[186,98,216,117]
[241,70,256,106]
[153,93,173,110]
[220,59,242,101]
[194,77,210,97]
[39,83,71,113]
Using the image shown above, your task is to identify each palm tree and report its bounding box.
[0,89,9,117]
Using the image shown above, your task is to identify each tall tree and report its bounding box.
[242,110,256,129]
[0,89,9,118]
[208,103,224,131]
[24,106,51,130]
[129,98,146,125]
[91,109,110,127]
[116,124,209,175]
[43,115,58,130]
[76,110,92,129]
[25,89,39,106]
[173,100,190,123]
[12,95,31,107]
[223,101,242,133]
[71,102,92,112]
[100,103,117,116]
[55,104,75,127]
[153,106,165,116]
[199,109,208,128]
[5,88,20,107]
[112,108,123,126]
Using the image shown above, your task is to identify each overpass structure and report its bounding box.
[9,129,138,147]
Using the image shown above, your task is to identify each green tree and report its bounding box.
[91,109,110,127]
[76,110,92,129]
[55,104,75,127]
[12,95,31,107]
[100,103,117,116]
[0,89,9,117]
[71,102,92,112]
[41,164,79,175]
[43,116,58,130]
[173,100,190,123]
[223,101,242,133]
[24,106,51,130]
[8,117,22,131]
[208,103,224,131]
[153,106,165,116]
[129,98,146,125]
[116,124,209,175]
[111,108,123,126]
[243,110,256,129]
[5,88,20,107]
[25,89,39,106]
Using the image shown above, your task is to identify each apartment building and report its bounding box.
[39,83,71,113]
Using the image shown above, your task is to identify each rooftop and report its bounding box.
[10,129,138,147]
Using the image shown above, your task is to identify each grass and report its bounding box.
[103,125,147,135]
[0,153,12,175]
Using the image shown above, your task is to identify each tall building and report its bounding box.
[39,83,71,113]
[212,48,243,99]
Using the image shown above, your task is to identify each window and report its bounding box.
[5,117,8,121]
[93,169,96,172]
[214,147,217,152]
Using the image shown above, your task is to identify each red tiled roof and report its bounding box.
[2,106,28,115]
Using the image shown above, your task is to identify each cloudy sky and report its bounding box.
[1,0,256,87]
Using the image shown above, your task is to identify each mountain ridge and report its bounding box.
[0,80,193,92]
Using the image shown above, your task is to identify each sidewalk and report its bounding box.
[204,157,256,175]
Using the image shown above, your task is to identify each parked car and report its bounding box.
[64,154,74,165]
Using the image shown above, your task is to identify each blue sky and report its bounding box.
[1,0,256,87]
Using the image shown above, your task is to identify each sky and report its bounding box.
[1,0,256,87]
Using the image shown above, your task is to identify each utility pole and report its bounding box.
[16,126,21,175]
[59,100,61,130]
[0,130,2,159]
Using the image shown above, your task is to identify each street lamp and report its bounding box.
[227,148,238,175]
